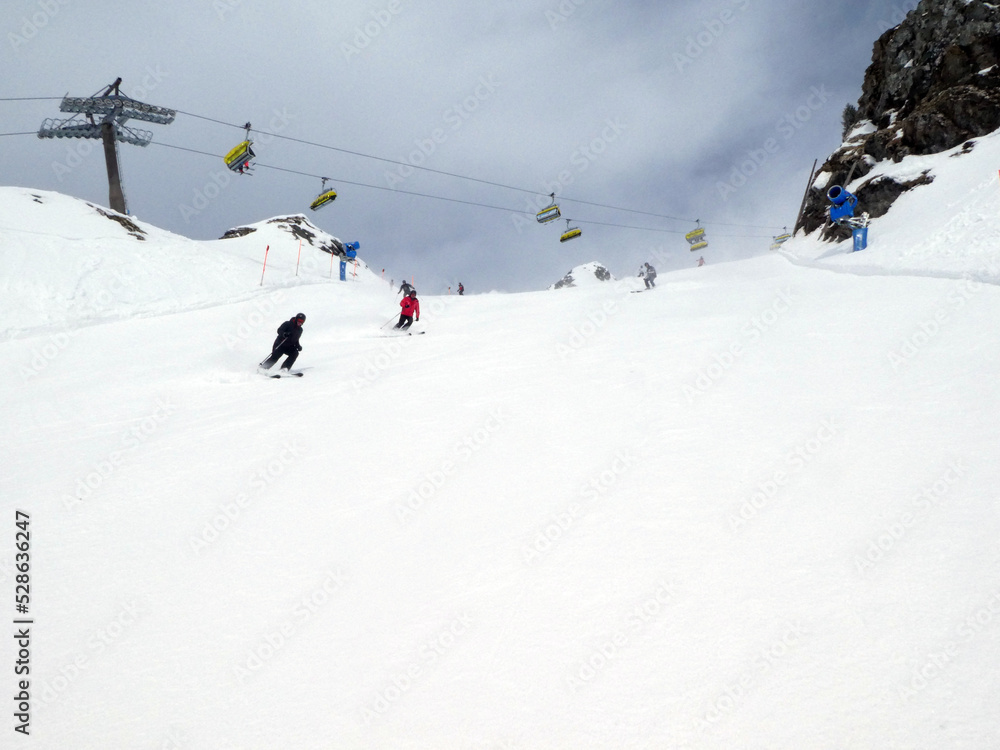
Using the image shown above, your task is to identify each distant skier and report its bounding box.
[399,281,414,296]
[458,282,464,296]
[639,263,657,289]
[697,256,705,267]
[259,312,306,372]
[395,290,420,330]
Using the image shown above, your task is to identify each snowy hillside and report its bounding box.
[2,138,1000,749]
[786,127,1000,283]
[0,188,377,339]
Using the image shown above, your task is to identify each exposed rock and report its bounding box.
[220,215,347,256]
[550,262,613,289]
[91,205,147,241]
[797,0,1000,237]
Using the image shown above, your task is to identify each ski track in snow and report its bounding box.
[2,139,1000,749]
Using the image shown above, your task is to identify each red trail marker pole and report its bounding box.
[295,239,302,277]
[260,245,270,287]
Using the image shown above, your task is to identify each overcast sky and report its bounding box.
[3,0,919,292]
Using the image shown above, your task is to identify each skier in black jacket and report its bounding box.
[259,313,306,371]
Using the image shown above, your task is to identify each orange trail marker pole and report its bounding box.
[260,245,270,286]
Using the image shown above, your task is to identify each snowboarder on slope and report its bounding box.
[458,282,464,296]
[259,313,306,371]
[395,290,420,330]
[639,263,657,289]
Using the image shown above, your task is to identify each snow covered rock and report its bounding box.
[549,262,614,289]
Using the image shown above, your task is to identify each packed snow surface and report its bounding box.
[1,127,1000,750]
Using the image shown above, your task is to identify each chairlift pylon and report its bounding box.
[310,177,337,211]
[559,218,582,243]
[536,193,561,224]
[224,122,255,175]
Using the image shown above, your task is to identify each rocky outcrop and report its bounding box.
[220,214,347,256]
[550,262,613,289]
[797,0,1000,238]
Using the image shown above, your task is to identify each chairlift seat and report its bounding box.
[685,227,706,244]
[310,189,337,211]
[560,227,582,242]
[536,204,561,224]
[224,140,255,172]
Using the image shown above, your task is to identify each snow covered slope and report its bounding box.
[2,164,1000,749]
[0,188,376,339]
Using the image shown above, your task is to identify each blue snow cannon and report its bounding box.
[344,241,359,259]
[827,185,858,224]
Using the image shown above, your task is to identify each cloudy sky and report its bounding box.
[3,0,918,292]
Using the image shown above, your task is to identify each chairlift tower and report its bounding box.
[37,78,176,215]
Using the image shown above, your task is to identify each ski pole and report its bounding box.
[380,314,398,329]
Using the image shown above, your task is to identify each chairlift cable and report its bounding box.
[152,140,777,239]
[169,107,782,231]
[5,98,786,233]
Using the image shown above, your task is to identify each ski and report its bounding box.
[259,369,304,378]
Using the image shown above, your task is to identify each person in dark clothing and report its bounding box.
[399,281,414,296]
[457,283,464,296]
[640,262,657,289]
[259,313,306,371]
[395,290,420,330]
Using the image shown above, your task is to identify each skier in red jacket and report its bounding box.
[395,289,420,330]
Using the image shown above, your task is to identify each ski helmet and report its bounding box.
[295,312,306,322]
[409,290,417,297]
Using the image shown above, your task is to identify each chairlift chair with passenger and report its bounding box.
[685,221,708,252]
[224,122,255,175]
